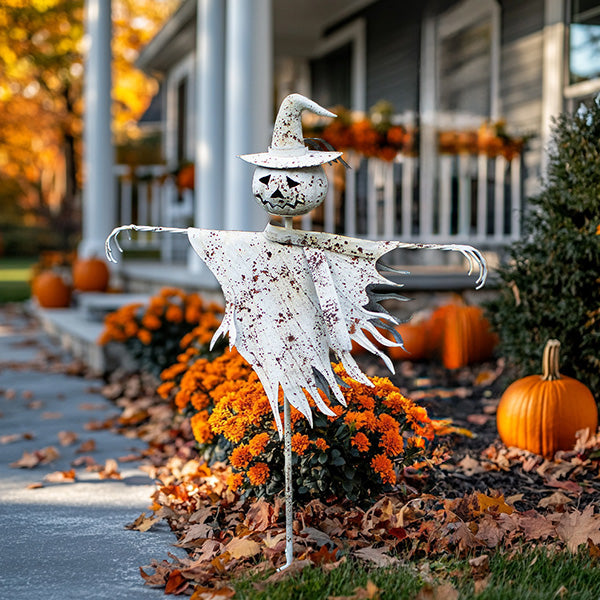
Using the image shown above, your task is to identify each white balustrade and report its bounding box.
[115,151,522,263]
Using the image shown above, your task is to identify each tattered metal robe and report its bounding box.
[187,223,462,435]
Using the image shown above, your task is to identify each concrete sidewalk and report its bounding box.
[0,306,184,599]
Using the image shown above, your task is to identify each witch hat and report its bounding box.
[239,93,342,168]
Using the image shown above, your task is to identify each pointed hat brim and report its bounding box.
[239,149,342,168]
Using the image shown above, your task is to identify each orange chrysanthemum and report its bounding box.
[291,433,310,456]
[226,472,244,492]
[190,411,213,445]
[247,462,270,486]
[137,329,152,345]
[351,432,370,453]
[370,453,396,485]
[248,433,270,457]
[380,429,404,456]
[314,438,329,451]
[230,445,253,469]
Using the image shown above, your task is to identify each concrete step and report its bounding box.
[33,292,152,374]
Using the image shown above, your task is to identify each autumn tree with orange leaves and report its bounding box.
[0,0,176,252]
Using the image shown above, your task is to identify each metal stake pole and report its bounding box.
[278,393,294,571]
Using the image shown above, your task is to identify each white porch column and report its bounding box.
[541,0,565,176]
[189,0,226,278]
[80,0,115,258]
[195,0,225,230]
[224,0,273,231]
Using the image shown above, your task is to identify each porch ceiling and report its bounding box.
[273,0,375,56]
[137,0,377,74]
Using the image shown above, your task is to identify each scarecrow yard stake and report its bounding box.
[106,94,487,570]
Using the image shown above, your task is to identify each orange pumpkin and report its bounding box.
[496,339,598,459]
[32,271,71,308]
[429,302,497,369]
[388,322,429,361]
[177,164,195,190]
[72,257,110,292]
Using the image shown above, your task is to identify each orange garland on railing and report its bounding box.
[306,102,530,162]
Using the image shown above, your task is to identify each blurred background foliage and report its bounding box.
[0,0,177,256]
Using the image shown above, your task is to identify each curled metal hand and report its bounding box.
[104,224,189,263]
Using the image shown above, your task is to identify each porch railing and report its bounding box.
[115,151,522,262]
[115,165,193,262]
[303,151,521,245]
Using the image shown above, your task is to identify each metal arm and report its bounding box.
[104,224,189,263]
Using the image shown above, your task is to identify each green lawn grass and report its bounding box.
[0,258,35,303]
[233,548,600,600]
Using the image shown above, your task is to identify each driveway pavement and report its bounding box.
[0,305,183,599]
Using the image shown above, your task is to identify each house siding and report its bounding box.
[499,0,545,196]
[363,0,423,113]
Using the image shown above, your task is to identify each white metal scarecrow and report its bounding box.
[106,93,487,570]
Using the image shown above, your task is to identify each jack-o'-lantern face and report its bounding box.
[252,166,328,216]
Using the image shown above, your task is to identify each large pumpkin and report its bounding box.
[72,257,110,292]
[496,339,598,459]
[32,271,71,308]
[429,302,497,369]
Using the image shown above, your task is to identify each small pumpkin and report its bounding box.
[429,302,497,369]
[32,271,71,308]
[388,321,429,361]
[177,163,195,191]
[496,339,598,459]
[72,257,110,292]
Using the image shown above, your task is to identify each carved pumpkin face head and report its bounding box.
[251,165,328,216]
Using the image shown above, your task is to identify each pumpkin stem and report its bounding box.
[541,339,561,381]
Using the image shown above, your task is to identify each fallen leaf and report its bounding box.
[245,498,272,531]
[76,439,97,453]
[457,455,485,476]
[78,402,107,410]
[4,388,16,399]
[164,569,189,595]
[516,512,556,541]
[98,458,121,480]
[223,536,261,559]
[302,527,333,547]
[27,400,43,410]
[538,492,573,509]
[466,414,491,426]
[469,554,490,579]
[176,523,215,546]
[42,411,63,420]
[26,482,43,489]
[556,505,600,553]
[1,432,32,444]
[10,446,60,468]
[546,479,583,496]
[477,492,514,515]
[309,545,339,565]
[353,546,397,567]
[190,585,236,600]
[58,431,79,446]
[554,585,568,598]
[118,453,141,462]
[44,469,76,483]
[415,583,459,600]
[328,580,380,600]
[21,390,34,399]
[125,512,160,532]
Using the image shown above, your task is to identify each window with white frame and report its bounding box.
[309,18,366,112]
[566,0,600,106]
[434,0,500,127]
